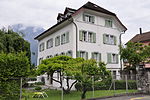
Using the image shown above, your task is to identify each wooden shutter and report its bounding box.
[79,30,83,41]
[92,16,95,23]
[107,53,112,63]
[77,51,80,57]
[103,34,106,44]
[51,38,53,47]
[99,53,101,62]
[93,32,96,43]
[116,54,119,64]
[114,36,117,45]
[83,14,85,21]
[91,52,94,59]
[86,52,88,60]
[61,34,63,45]
[66,32,69,43]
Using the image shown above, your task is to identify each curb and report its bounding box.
[86,92,148,100]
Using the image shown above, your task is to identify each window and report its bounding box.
[105,19,112,27]
[61,32,69,45]
[39,43,45,52]
[39,58,43,64]
[47,38,53,49]
[112,70,116,79]
[55,36,60,46]
[103,34,116,45]
[107,53,118,64]
[77,51,88,59]
[54,54,59,57]
[66,50,72,57]
[79,30,96,43]
[46,55,53,59]
[91,52,101,62]
[60,52,65,55]
[83,13,95,23]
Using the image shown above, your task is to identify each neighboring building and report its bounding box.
[35,2,127,86]
[129,31,150,46]
[129,30,150,68]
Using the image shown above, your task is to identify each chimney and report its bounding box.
[139,28,142,34]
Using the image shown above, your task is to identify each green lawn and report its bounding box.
[22,89,137,100]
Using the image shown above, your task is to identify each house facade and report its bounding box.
[35,2,127,85]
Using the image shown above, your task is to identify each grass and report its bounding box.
[22,89,137,100]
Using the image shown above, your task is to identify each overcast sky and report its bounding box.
[0,0,150,43]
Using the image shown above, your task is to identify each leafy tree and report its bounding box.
[0,52,30,100]
[37,55,84,93]
[75,59,111,99]
[0,28,31,100]
[121,42,150,71]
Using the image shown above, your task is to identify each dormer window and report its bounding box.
[83,13,95,23]
[105,19,113,27]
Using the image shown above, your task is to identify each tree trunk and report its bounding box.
[81,85,87,99]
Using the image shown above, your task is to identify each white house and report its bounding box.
[35,2,127,87]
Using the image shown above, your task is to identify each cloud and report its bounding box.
[0,0,150,43]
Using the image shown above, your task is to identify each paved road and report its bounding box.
[99,95,150,100]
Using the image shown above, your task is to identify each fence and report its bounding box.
[0,75,138,100]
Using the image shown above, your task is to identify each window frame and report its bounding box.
[107,53,118,64]
[39,42,45,52]
[105,19,113,28]
[55,36,60,46]
[83,13,95,24]
[46,38,53,49]
[103,34,116,45]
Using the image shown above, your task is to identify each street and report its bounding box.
[96,95,150,100]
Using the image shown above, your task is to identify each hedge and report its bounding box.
[75,80,137,91]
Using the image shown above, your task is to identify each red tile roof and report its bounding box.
[129,31,150,43]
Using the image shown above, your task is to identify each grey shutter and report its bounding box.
[79,30,83,41]
[93,32,96,43]
[52,38,53,47]
[103,34,106,44]
[92,16,95,23]
[99,53,101,62]
[116,54,119,64]
[66,32,69,43]
[86,52,88,60]
[55,37,57,46]
[58,36,60,45]
[77,51,80,57]
[91,52,94,59]
[114,36,117,45]
[61,34,63,45]
[83,13,85,21]
[107,53,112,63]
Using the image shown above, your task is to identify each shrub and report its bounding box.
[35,82,44,85]
[75,80,137,91]
[35,86,42,91]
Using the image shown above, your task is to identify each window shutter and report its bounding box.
[61,34,63,45]
[114,36,117,45]
[92,16,95,23]
[83,14,85,21]
[93,32,96,43]
[66,32,69,43]
[52,38,53,47]
[116,54,119,64]
[55,37,57,46]
[77,51,80,57]
[86,52,88,60]
[91,52,94,59]
[107,53,112,63]
[99,53,101,62]
[58,36,60,45]
[79,30,83,41]
[103,34,106,44]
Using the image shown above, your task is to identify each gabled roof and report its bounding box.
[129,31,150,43]
[35,1,127,40]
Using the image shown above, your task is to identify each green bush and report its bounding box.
[75,80,137,91]
[114,80,137,90]
[35,82,44,85]
[35,86,42,91]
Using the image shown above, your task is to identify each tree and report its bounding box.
[37,55,84,93]
[0,53,30,100]
[0,28,31,100]
[121,42,150,71]
[75,59,111,99]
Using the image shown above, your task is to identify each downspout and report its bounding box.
[68,18,78,58]
[119,31,125,74]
